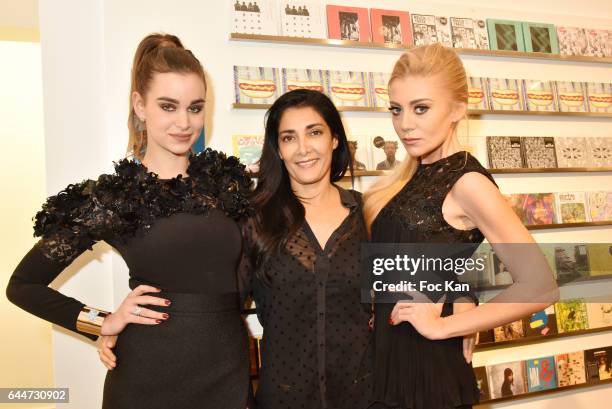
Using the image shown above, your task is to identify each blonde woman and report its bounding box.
[364,44,558,409]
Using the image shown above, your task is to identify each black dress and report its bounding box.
[6,149,253,409]
[369,151,497,409]
[240,187,373,409]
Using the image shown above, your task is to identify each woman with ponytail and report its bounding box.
[6,33,253,408]
[364,44,558,409]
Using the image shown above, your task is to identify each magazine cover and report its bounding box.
[370,136,406,171]
[586,244,612,277]
[411,14,440,46]
[477,329,495,344]
[555,351,587,386]
[467,77,490,110]
[585,82,612,113]
[346,135,371,171]
[555,137,588,168]
[523,80,559,112]
[461,248,494,288]
[522,22,560,54]
[523,193,556,225]
[474,366,491,401]
[280,68,328,94]
[554,245,590,282]
[586,137,612,167]
[585,295,612,328]
[326,5,371,42]
[435,16,453,47]
[555,191,589,223]
[487,137,524,168]
[521,137,558,168]
[527,356,558,392]
[369,9,412,45]
[494,319,525,342]
[233,66,281,105]
[556,81,588,113]
[555,299,589,333]
[587,191,612,221]
[488,78,525,111]
[450,17,489,49]
[491,250,513,285]
[280,1,327,39]
[231,0,279,35]
[368,72,391,108]
[557,26,590,56]
[232,135,264,173]
[327,70,370,108]
[487,360,528,399]
[585,346,612,382]
[523,306,558,337]
[487,19,525,51]
[585,28,611,57]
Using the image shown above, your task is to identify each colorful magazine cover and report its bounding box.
[586,244,612,277]
[487,360,527,399]
[232,135,264,173]
[280,1,327,39]
[488,78,525,111]
[368,72,391,108]
[586,137,612,167]
[521,137,558,168]
[369,9,412,44]
[587,191,612,221]
[555,351,587,386]
[523,305,558,337]
[326,5,371,42]
[231,0,279,35]
[467,77,490,110]
[233,66,281,105]
[523,80,559,112]
[585,346,612,382]
[554,245,590,282]
[555,137,588,168]
[521,193,556,225]
[555,192,589,223]
[585,82,612,113]
[327,70,370,108]
[527,356,558,392]
[494,319,525,342]
[555,299,589,333]
[556,81,588,113]
[487,136,524,169]
[280,68,328,94]
[557,26,590,56]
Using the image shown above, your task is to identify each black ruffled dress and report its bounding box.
[369,151,497,409]
[6,149,253,409]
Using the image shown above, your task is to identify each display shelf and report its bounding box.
[233,103,612,118]
[229,33,612,64]
[488,167,612,174]
[525,221,612,230]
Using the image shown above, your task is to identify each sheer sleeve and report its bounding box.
[237,218,256,306]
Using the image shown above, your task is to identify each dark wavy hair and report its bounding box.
[250,89,353,274]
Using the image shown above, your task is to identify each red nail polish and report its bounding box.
[156,319,162,324]
[165,300,171,305]
[162,313,169,319]
[388,317,394,325]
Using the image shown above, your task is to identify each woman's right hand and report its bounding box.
[100,284,170,336]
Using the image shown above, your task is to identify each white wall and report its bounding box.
[36,0,612,408]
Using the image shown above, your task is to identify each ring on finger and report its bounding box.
[132,306,143,316]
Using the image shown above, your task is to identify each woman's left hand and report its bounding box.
[389,293,447,340]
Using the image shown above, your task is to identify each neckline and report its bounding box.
[418,150,468,168]
[136,158,191,181]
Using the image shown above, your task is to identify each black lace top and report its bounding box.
[6,149,253,340]
[370,151,498,409]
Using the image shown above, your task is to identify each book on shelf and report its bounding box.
[370,136,406,171]
[232,135,264,173]
[487,360,528,399]
[346,135,371,171]
[493,319,525,342]
[488,78,525,111]
[555,299,589,333]
[555,81,589,113]
[280,68,328,94]
[461,248,494,288]
[554,137,588,168]
[234,66,281,105]
[585,28,612,57]
[554,245,590,282]
[368,72,391,108]
[467,76,490,110]
[506,193,556,226]
[585,82,612,113]
[587,191,612,221]
[231,0,279,35]
[585,295,612,329]
[586,244,612,277]
[523,80,559,112]
[450,17,489,50]
[490,250,513,285]
[487,136,524,169]
[557,26,590,56]
[487,19,525,52]
[522,22,559,54]
[327,70,370,108]
[474,366,491,401]
[326,5,371,42]
[411,14,452,47]
[369,9,412,45]
[521,136,558,168]
[280,1,327,39]
[586,137,612,167]
[555,192,589,223]
[477,329,495,344]
[585,346,612,383]
[526,356,558,392]
[523,306,558,338]
[555,351,587,386]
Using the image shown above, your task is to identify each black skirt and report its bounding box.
[102,291,250,409]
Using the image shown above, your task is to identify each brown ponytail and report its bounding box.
[127,33,207,160]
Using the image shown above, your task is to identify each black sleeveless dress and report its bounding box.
[369,151,497,409]
[6,149,253,409]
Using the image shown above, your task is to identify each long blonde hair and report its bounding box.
[127,33,207,160]
[363,44,468,230]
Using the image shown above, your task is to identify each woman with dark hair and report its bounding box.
[501,368,514,397]
[240,89,373,409]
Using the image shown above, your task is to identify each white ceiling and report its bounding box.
[0,0,38,28]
